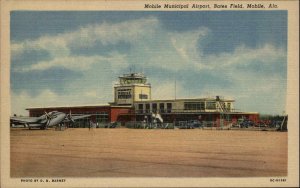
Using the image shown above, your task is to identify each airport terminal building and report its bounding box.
[27,73,259,127]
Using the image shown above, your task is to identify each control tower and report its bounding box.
[114,73,151,106]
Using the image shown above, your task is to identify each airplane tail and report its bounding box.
[156,113,163,123]
[152,113,163,123]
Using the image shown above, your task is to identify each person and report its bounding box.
[153,119,157,129]
[143,120,146,129]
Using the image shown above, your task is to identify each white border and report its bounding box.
[1,1,299,187]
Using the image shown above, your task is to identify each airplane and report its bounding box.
[10,111,91,130]
[151,112,163,123]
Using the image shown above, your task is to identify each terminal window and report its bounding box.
[167,103,172,113]
[145,104,150,113]
[184,102,205,110]
[31,112,42,117]
[138,104,144,113]
[138,104,143,110]
[139,94,148,99]
[152,103,157,112]
[95,112,109,123]
[159,103,165,113]
[206,102,216,110]
[227,103,231,110]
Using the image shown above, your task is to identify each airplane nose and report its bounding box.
[48,113,66,127]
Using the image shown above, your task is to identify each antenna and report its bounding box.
[175,78,177,100]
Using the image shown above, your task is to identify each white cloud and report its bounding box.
[11,17,158,74]
[13,54,127,72]
[12,17,159,58]
[11,90,59,115]
[11,16,285,74]
[12,35,69,59]
[11,89,112,116]
[11,43,25,57]
[68,17,159,47]
[151,81,177,100]
[170,28,208,62]
[11,16,287,115]
[203,44,286,69]
[84,90,98,98]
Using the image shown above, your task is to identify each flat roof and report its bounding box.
[120,111,259,116]
[135,97,235,103]
[26,103,131,110]
[27,97,236,110]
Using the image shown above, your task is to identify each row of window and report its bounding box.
[137,103,172,113]
[206,102,216,110]
[118,94,149,99]
[184,102,231,110]
[184,102,205,110]
[136,101,231,112]
[117,89,149,100]
[118,94,132,99]
[73,114,109,127]
[95,114,109,123]
[77,112,108,115]
[120,78,146,85]
[117,89,132,99]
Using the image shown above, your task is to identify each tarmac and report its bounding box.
[10,128,287,177]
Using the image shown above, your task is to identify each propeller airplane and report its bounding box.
[10,111,91,130]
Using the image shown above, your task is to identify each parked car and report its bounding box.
[187,120,202,128]
[239,119,254,128]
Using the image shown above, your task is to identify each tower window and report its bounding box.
[139,94,148,99]
[117,89,132,99]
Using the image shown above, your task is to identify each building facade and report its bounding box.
[132,97,259,126]
[27,105,132,127]
[27,72,259,127]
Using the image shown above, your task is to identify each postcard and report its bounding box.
[1,0,299,187]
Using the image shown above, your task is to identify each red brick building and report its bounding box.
[27,104,133,127]
[26,73,260,127]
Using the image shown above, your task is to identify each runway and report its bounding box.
[10,128,287,177]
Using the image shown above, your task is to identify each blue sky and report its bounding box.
[11,11,287,115]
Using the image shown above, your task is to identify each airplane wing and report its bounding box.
[71,115,91,120]
[10,116,40,124]
[63,114,91,122]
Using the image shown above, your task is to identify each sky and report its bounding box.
[10,11,287,115]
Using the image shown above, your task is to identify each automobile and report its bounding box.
[104,122,118,128]
[270,120,282,128]
[187,120,202,128]
[202,121,215,127]
[177,121,194,129]
[239,119,254,128]
[254,121,268,127]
